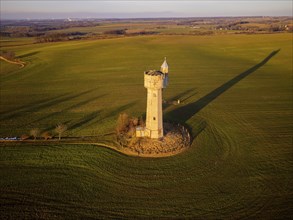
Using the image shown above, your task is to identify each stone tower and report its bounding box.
[139,58,169,139]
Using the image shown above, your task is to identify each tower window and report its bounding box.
[153,117,156,120]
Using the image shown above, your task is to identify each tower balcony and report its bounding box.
[144,70,168,89]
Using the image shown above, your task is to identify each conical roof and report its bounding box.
[160,57,168,74]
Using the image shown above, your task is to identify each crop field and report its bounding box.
[0,33,292,218]
[49,22,192,35]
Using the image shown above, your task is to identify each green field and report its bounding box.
[0,33,292,218]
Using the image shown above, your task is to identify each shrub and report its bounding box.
[20,134,30,141]
[131,117,139,127]
[41,131,53,140]
[126,117,138,137]
[0,50,15,60]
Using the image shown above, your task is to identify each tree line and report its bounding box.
[35,32,86,43]
[21,124,67,141]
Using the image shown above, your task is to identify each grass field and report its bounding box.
[0,33,292,218]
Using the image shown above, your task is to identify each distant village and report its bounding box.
[1,16,292,42]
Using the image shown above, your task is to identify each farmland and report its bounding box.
[0,25,292,218]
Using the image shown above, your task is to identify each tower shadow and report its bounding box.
[166,49,280,123]
[18,51,39,59]
[26,94,106,125]
[0,89,95,121]
[67,101,138,131]
[163,87,197,109]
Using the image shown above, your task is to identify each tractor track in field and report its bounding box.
[228,112,281,190]
[0,189,116,218]
[203,113,275,219]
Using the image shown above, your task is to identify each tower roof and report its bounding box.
[160,57,168,74]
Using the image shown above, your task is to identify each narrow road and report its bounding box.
[0,56,26,68]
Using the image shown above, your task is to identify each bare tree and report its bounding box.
[55,124,67,140]
[116,113,130,135]
[139,116,145,127]
[126,117,139,137]
[30,128,40,140]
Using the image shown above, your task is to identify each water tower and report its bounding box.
[136,58,169,139]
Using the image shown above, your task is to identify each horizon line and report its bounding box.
[1,15,292,21]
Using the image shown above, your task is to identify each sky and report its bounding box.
[1,0,292,19]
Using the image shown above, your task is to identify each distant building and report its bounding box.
[136,58,169,139]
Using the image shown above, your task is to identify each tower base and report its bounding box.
[131,123,191,157]
[145,128,163,139]
[135,127,163,139]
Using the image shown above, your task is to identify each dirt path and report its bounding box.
[0,56,26,68]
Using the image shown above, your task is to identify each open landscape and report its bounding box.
[0,12,292,220]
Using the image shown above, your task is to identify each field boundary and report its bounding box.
[0,138,190,158]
